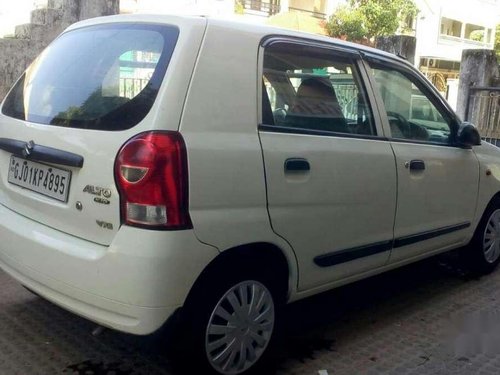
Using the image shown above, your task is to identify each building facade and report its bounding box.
[3,0,494,107]
[119,0,498,108]
[411,0,499,106]
[120,0,342,21]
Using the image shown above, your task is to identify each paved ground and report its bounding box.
[2,252,500,374]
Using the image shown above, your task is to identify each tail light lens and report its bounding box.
[114,131,192,230]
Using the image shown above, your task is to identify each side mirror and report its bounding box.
[457,122,481,148]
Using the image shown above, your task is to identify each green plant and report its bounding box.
[470,30,484,42]
[326,0,418,44]
[234,0,244,14]
[325,5,367,42]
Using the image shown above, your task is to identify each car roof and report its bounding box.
[66,13,410,67]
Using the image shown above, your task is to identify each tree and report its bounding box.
[469,30,484,42]
[325,5,366,42]
[325,0,418,45]
[234,0,244,15]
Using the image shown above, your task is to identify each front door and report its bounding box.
[366,59,479,263]
[259,40,397,291]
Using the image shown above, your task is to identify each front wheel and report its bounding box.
[464,199,500,274]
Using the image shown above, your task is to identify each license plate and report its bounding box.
[8,155,71,202]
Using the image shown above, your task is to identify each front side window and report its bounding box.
[263,43,376,136]
[370,64,454,144]
[2,24,179,130]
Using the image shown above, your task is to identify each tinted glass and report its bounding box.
[2,24,179,130]
[370,65,453,144]
[263,43,375,136]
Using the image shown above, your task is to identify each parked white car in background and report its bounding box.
[0,14,498,375]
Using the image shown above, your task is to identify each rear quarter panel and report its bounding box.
[179,21,299,298]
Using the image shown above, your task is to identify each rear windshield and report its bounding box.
[2,23,179,130]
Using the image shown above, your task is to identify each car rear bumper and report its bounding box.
[0,203,219,335]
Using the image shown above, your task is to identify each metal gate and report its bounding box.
[465,86,500,146]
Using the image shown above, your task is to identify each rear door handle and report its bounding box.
[405,160,425,171]
[284,158,310,172]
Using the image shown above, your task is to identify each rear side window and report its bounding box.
[262,42,375,136]
[2,24,179,130]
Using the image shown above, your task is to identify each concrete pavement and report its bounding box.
[1,253,500,374]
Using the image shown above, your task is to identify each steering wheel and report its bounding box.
[387,111,411,138]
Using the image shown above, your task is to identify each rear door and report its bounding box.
[0,19,203,245]
[259,40,397,291]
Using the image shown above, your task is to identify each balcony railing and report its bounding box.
[439,34,493,48]
[238,1,327,19]
[288,6,327,19]
[240,0,280,17]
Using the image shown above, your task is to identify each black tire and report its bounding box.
[463,197,500,275]
[175,264,285,375]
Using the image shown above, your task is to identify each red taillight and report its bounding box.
[114,131,192,230]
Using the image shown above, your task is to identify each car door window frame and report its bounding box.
[361,53,462,147]
[258,37,387,141]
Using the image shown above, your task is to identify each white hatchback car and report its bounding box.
[0,14,498,375]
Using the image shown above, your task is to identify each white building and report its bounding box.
[121,0,341,21]
[120,0,234,17]
[412,0,500,106]
[414,0,498,63]
[2,0,495,105]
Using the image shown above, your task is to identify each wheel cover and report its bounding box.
[205,280,275,375]
[483,209,500,263]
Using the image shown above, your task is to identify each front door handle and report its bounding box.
[285,158,310,172]
[405,159,425,171]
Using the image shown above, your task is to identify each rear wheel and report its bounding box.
[205,280,275,374]
[464,198,500,274]
[178,267,284,375]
